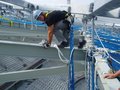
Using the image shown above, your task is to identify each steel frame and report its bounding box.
[0,61,84,84]
[0,40,86,60]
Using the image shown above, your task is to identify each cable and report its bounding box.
[70,47,75,61]
[53,43,69,64]
[109,55,120,64]
[94,29,120,65]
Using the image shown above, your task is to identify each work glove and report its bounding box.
[40,39,50,48]
[43,42,50,48]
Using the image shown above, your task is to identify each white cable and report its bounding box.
[94,29,120,65]
[94,29,109,56]
[53,44,69,64]
[54,44,68,60]
[39,40,69,64]
[70,47,75,61]
[109,56,120,64]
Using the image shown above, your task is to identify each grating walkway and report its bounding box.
[0,56,41,72]
[26,75,68,90]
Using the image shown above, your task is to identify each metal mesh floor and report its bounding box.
[17,72,85,90]
[0,27,85,90]
[0,56,40,73]
[0,56,85,90]
[26,75,68,90]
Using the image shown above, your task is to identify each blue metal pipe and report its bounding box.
[68,26,74,90]
[91,56,95,90]
[91,17,95,90]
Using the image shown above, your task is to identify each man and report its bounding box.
[33,10,74,48]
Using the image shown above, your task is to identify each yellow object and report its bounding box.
[0,15,14,26]
[45,12,49,17]
[9,21,14,27]
[0,16,3,18]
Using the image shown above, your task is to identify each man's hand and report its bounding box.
[40,39,50,48]
[103,70,120,79]
[104,73,116,79]
[43,41,50,48]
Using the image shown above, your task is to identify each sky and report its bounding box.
[25,0,94,5]
[24,0,94,14]
[24,0,120,24]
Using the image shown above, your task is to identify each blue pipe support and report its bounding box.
[91,56,95,90]
[68,26,74,90]
[91,17,95,90]
[87,59,90,90]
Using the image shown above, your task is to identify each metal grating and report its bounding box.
[0,56,85,90]
[0,56,41,72]
[26,75,68,90]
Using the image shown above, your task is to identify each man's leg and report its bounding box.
[54,20,69,48]
[54,20,68,43]
[63,29,70,43]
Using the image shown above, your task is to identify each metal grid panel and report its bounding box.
[15,60,84,90]
[26,74,68,90]
[0,56,85,90]
[22,71,85,90]
[0,56,40,72]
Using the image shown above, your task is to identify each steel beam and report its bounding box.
[0,1,23,9]
[93,0,120,16]
[0,26,80,45]
[0,0,30,8]
[0,61,84,84]
[96,16,120,24]
[0,40,86,60]
[0,26,47,37]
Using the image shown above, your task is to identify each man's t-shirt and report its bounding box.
[45,10,67,26]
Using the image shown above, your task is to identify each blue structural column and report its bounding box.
[87,55,91,90]
[86,53,91,90]
[91,53,95,90]
[91,16,95,90]
[68,26,74,90]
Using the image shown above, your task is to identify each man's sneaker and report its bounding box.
[58,41,69,48]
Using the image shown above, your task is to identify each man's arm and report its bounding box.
[104,70,120,79]
[113,70,120,77]
[47,25,54,45]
